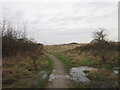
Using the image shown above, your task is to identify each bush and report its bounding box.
[75,42,119,64]
[1,19,44,85]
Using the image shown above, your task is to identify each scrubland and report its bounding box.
[2,20,52,88]
[45,42,119,88]
[1,19,119,88]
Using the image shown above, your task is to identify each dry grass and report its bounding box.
[45,43,119,88]
[45,44,83,53]
[2,18,52,88]
[2,53,47,85]
[46,43,118,66]
[45,42,119,72]
[88,68,118,80]
[3,54,54,88]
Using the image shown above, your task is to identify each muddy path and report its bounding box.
[46,54,73,88]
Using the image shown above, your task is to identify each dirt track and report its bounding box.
[46,54,73,88]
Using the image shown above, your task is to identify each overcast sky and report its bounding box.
[0,0,118,45]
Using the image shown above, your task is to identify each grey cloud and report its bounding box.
[0,2,118,44]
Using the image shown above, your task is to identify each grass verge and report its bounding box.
[36,56,53,88]
[48,52,77,72]
[36,55,53,88]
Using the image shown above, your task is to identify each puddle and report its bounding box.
[27,71,48,87]
[69,66,98,83]
[48,66,119,88]
[49,67,98,83]
[113,70,118,74]
[49,74,70,81]
[49,70,70,81]
[113,67,119,74]
[69,66,118,88]
[38,71,48,80]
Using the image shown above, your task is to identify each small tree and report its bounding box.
[91,28,107,43]
[91,28,109,63]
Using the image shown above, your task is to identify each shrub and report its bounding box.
[1,19,44,85]
[75,42,118,64]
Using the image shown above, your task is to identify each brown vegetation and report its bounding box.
[45,29,119,87]
[75,42,119,64]
[1,19,44,86]
[46,41,119,88]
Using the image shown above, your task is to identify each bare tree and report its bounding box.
[1,19,6,37]
[90,28,112,63]
[92,28,107,43]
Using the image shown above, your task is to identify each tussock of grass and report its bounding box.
[77,57,95,66]
[87,69,118,81]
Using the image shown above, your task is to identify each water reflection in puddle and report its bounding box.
[38,71,48,79]
[48,67,98,83]
[69,66,98,83]
[48,66,118,87]
[49,74,70,81]
[48,69,70,81]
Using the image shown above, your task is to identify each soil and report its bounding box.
[46,54,73,88]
